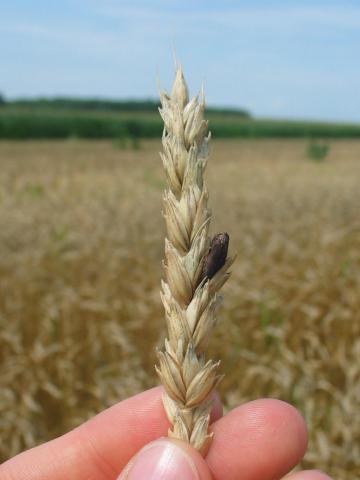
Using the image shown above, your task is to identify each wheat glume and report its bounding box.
[156,66,234,455]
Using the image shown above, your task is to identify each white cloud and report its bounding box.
[2,3,359,60]
[0,21,156,59]
[92,3,360,31]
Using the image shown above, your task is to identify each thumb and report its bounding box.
[117,438,213,480]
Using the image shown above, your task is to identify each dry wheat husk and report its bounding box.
[156,66,234,455]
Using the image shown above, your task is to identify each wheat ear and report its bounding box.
[155,66,234,456]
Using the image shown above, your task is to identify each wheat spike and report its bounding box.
[156,66,234,455]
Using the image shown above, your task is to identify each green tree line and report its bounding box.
[0,95,359,139]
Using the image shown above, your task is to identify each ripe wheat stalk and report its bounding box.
[156,66,234,455]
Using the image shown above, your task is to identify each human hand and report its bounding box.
[0,387,331,480]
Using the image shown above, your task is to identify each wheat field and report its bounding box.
[0,139,359,478]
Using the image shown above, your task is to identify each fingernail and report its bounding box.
[118,439,199,480]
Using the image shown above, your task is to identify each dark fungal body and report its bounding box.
[200,233,229,282]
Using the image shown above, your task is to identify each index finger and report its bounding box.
[0,386,221,480]
[0,387,307,480]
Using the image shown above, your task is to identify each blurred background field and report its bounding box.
[0,138,359,478]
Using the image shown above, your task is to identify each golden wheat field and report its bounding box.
[0,139,359,478]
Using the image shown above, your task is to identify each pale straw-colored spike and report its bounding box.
[157,65,233,456]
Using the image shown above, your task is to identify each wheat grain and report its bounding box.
[156,67,234,455]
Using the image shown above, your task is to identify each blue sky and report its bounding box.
[1,0,359,122]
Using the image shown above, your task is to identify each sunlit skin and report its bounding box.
[0,387,331,480]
